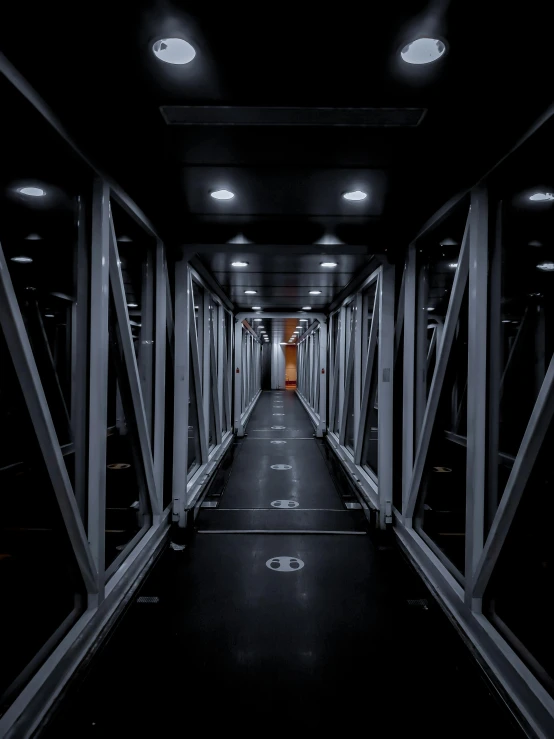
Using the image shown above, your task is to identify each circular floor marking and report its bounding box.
[271,426,286,429]
[271,500,299,508]
[270,440,287,444]
[270,464,292,470]
[266,556,305,572]
[273,413,284,416]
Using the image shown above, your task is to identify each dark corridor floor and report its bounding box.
[43,390,524,738]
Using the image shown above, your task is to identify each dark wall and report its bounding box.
[261,344,271,390]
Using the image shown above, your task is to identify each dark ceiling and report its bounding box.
[0,1,552,311]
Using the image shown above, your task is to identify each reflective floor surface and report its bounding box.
[43,391,524,738]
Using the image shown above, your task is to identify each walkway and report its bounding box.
[44,391,523,738]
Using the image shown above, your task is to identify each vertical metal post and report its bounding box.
[234,320,243,434]
[353,292,363,449]
[172,261,190,526]
[466,187,488,605]
[402,244,417,517]
[87,179,110,602]
[318,321,327,436]
[415,259,429,446]
[338,306,346,434]
[139,246,155,440]
[487,201,502,528]
[378,265,394,526]
[217,304,225,433]
[71,193,89,522]
[202,289,210,449]
[153,241,166,507]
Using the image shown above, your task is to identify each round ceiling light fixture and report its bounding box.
[343,190,367,201]
[309,290,322,295]
[244,290,257,294]
[231,261,248,267]
[127,302,138,308]
[10,255,33,263]
[44,313,55,318]
[427,306,435,311]
[302,306,312,310]
[17,186,45,197]
[252,306,261,310]
[210,189,235,200]
[254,318,262,322]
[400,38,446,65]
[152,37,196,65]
[321,261,338,267]
[448,263,458,268]
[529,192,554,202]
[536,262,554,271]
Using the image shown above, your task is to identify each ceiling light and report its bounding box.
[400,38,446,65]
[296,326,302,329]
[25,233,42,240]
[528,240,543,247]
[17,186,45,197]
[293,331,299,334]
[302,307,312,310]
[211,189,234,200]
[252,306,261,310]
[231,261,248,267]
[529,192,554,202]
[10,256,33,263]
[427,307,435,311]
[254,318,262,322]
[343,190,367,201]
[321,262,338,267]
[502,320,511,323]
[44,313,55,318]
[440,238,458,246]
[152,38,196,65]
[536,262,554,271]
[127,302,138,308]
[300,319,308,322]
[244,290,257,294]
[309,290,322,295]
[448,263,458,268]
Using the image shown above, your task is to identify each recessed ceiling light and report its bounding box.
[536,262,554,271]
[502,320,511,323]
[300,319,308,322]
[302,306,312,310]
[528,240,543,247]
[529,192,554,202]
[211,189,235,200]
[17,186,45,197]
[25,233,42,240]
[254,318,262,322]
[343,190,367,201]
[127,302,138,308]
[309,290,322,295]
[400,38,446,65]
[44,313,55,318]
[252,306,261,310]
[321,262,338,267]
[258,325,265,328]
[244,290,257,294]
[152,37,196,65]
[448,263,458,268]
[231,261,248,267]
[10,256,33,263]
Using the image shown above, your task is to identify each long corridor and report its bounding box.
[44,391,522,737]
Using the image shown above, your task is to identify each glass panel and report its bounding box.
[187,346,201,478]
[485,409,554,695]
[344,349,355,453]
[487,194,554,529]
[415,287,469,578]
[111,203,156,449]
[360,342,379,476]
[104,291,151,570]
[0,324,85,708]
[192,280,204,384]
[163,319,174,509]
